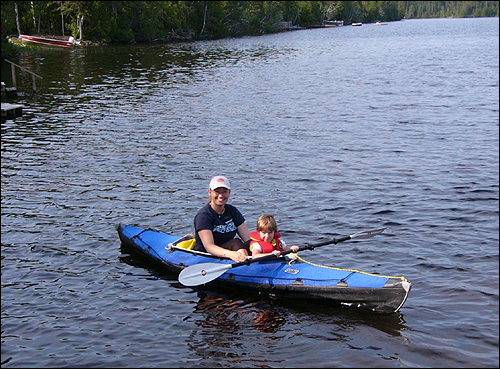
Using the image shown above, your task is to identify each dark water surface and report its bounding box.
[2,18,498,367]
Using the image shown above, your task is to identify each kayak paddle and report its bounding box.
[178,227,385,287]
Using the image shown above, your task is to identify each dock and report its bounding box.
[1,102,24,122]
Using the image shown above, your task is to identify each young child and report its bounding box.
[249,214,299,259]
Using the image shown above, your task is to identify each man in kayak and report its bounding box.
[249,214,299,259]
[193,175,251,263]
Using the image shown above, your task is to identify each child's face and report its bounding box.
[259,229,275,243]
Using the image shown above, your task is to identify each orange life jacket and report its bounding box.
[250,231,284,253]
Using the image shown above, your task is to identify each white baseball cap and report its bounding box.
[209,175,231,190]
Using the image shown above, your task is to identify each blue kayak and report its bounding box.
[117,223,411,313]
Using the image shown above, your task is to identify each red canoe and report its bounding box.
[20,34,77,47]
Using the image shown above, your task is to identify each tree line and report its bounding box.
[2,1,498,57]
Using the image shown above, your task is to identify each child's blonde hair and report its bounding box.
[256,214,278,232]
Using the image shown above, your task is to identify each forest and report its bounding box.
[2,1,499,58]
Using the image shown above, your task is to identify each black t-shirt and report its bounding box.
[193,203,245,252]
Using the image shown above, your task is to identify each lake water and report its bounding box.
[1,17,498,368]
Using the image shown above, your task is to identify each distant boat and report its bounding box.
[374,21,388,26]
[352,23,362,26]
[19,34,77,47]
[323,20,344,27]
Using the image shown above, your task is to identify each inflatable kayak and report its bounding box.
[117,223,411,313]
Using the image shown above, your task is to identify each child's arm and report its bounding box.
[251,242,281,259]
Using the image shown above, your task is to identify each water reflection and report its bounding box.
[194,291,287,334]
[184,290,410,365]
[6,41,294,101]
[119,242,409,340]
[283,299,409,338]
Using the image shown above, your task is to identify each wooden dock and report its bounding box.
[1,102,24,122]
